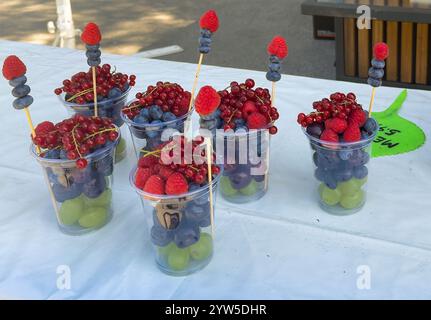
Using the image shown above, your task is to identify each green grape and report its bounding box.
[78,207,108,228]
[220,176,238,197]
[59,196,85,225]
[338,179,360,196]
[84,189,112,208]
[239,180,259,196]
[356,176,368,187]
[167,246,190,271]
[189,233,213,261]
[115,137,126,156]
[340,190,365,209]
[320,185,341,206]
[158,242,175,257]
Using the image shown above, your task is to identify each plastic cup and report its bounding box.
[130,166,220,276]
[30,134,119,235]
[215,128,270,203]
[58,87,130,162]
[303,118,378,215]
[121,100,192,157]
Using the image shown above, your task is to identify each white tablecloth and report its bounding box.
[0,40,430,299]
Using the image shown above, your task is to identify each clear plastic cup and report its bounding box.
[303,118,378,215]
[121,101,192,157]
[30,134,119,235]
[130,166,220,276]
[215,129,270,203]
[58,88,130,162]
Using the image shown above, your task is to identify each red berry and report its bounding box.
[343,124,361,142]
[143,175,165,194]
[325,118,348,134]
[135,167,152,190]
[138,155,159,168]
[348,109,367,127]
[320,129,339,143]
[2,55,26,80]
[195,85,220,116]
[373,42,389,61]
[269,126,278,135]
[76,158,88,169]
[247,112,268,129]
[199,10,219,33]
[267,35,288,59]
[242,101,258,120]
[81,22,101,45]
[165,172,189,195]
[35,121,55,135]
[54,88,62,95]
[245,79,255,89]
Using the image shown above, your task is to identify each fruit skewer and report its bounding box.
[266,36,288,108]
[367,42,389,114]
[81,22,103,117]
[188,10,219,113]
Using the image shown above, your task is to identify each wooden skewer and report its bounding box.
[205,137,215,237]
[23,107,40,154]
[92,66,98,117]
[188,53,204,112]
[368,87,376,115]
[271,81,276,106]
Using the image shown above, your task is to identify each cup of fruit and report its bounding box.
[298,92,378,215]
[54,64,135,162]
[130,136,221,276]
[195,80,279,203]
[30,115,120,234]
[121,81,192,157]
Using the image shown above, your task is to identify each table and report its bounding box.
[0,40,430,299]
[302,0,431,90]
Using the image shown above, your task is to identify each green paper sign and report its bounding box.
[371,89,426,157]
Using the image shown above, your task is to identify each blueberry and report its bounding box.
[201,111,218,120]
[108,87,122,99]
[140,108,150,118]
[83,175,106,199]
[268,62,281,72]
[149,105,163,120]
[9,75,27,87]
[269,55,281,63]
[133,115,149,124]
[199,46,210,54]
[189,183,200,192]
[361,130,369,139]
[235,126,248,133]
[13,95,33,110]
[44,149,60,159]
[199,118,217,130]
[230,171,253,190]
[253,174,265,182]
[359,152,370,165]
[199,36,212,46]
[71,166,92,184]
[353,166,368,179]
[59,150,68,159]
[368,67,384,80]
[95,156,114,176]
[324,174,338,190]
[174,221,200,248]
[367,77,381,88]
[200,29,212,38]
[313,152,319,166]
[364,118,377,133]
[371,58,385,69]
[185,202,210,223]
[338,150,353,160]
[162,112,177,122]
[266,71,281,82]
[234,118,246,127]
[87,57,101,67]
[146,120,162,139]
[151,225,173,247]
[12,85,30,98]
[306,123,324,138]
[334,168,353,182]
[86,50,101,60]
[52,183,82,202]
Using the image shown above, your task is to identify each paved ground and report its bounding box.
[0,0,335,79]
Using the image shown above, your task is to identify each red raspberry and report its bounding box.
[195,86,220,116]
[143,175,165,194]
[343,124,361,142]
[325,118,347,134]
[35,121,55,135]
[320,129,339,142]
[199,10,219,33]
[135,167,152,190]
[138,155,158,168]
[348,109,367,127]
[159,165,174,180]
[81,22,102,45]
[373,42,389,60]
[165,172,189,195]
[242,101,258,120]
[2,55,26,80]
[247,112,268,129]
[267,36,288,59]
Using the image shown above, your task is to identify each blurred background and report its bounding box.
[0,0,335,79]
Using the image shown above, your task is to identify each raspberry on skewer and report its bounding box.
[368,42,389,114]
[266,35,288,107]
[81,22,102,117]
